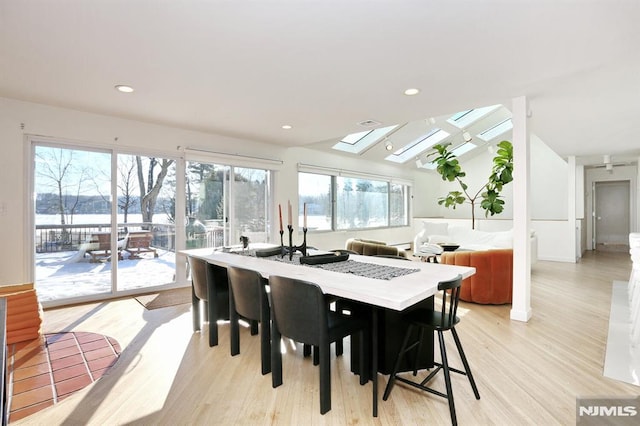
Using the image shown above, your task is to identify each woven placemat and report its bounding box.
[135,287,191,310]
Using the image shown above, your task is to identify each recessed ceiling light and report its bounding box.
[404,88,420,96]
[281,124,292,130]
[115,85,134,93]
[385,140,394,151]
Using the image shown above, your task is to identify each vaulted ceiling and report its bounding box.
[1,1,639,168]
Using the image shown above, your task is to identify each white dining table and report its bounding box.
[181,246,475,416]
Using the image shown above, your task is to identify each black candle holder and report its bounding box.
[281,226,308,260]
[279,229,285,257]
[297,227,308,257]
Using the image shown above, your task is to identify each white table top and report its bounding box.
[181,247,475,311]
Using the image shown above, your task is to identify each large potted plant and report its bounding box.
[428,140,513,229]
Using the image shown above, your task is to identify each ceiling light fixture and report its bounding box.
[114,84,134,93]
[385,140,394,151]
[404,88,420,96]
[462,131,472,142]
[281,124,292,130]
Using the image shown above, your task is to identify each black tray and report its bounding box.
[255,246,284,257]
[299,252,349,265]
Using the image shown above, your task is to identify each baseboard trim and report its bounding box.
[510,307,532,322]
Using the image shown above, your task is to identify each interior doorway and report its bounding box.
[594,180,630,252]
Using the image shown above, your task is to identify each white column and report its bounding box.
[510,96,532,322]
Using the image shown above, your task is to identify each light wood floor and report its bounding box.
[14,251,639,425]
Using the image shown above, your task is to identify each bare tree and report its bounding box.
[35,148,74,226]
[136,156,174,229]
[65,167,90,224]
[35,147,94,226]
[117,156,138,224]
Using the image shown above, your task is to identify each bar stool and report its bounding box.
[383,274,479,426]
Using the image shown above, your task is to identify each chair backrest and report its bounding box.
[268,275,326,346]
[227,266,266,321]
[187,256,208,301]
[437,274,463,329]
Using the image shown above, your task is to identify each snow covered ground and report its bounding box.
[35,249,177,302]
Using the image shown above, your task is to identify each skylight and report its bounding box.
[418,161,437,170]
[477,118,513,142]
[333,125,398,154]
[451,142,477,157]
[447,105,501,129]
[385,128,450,163]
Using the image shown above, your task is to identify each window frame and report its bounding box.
[298,169,411,232]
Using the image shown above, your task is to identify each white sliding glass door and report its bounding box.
[32,141,179,305]
[116,153,177,291]
[34,144,114,301]
[185,160,271,248]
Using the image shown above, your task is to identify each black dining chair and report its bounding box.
[187,256,230,347]
[268,275,370,415]
[382,274,480,426]
[227,266,271,375]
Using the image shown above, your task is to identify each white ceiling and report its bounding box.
[2,1,639,167]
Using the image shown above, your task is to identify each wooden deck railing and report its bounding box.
[35,222,226,253]
[35,223,176,253]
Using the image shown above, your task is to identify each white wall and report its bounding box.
[0,97,417,285]
[411,170,442,218]
[530,134,569,220]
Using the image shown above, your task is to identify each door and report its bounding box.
[185,160,271,248]
[34,144,113,302]
[185,161,229,248]
[594,180,630,251]
[33,142,179,304]
[116,154,177,292]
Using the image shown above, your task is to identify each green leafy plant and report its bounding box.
[428,140,513,229]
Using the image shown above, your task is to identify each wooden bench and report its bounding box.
[86,232,124,263]
[125,231,158,259]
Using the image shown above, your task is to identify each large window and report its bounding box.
[298,172,410,230]
[389,183,409,226]
[31,140,275,307]
[33,143,178,304]
[186,160,271,247]
[298,173,332,231]
[336,176,388,229]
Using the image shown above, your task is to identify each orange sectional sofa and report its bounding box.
[440,249,513,304]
